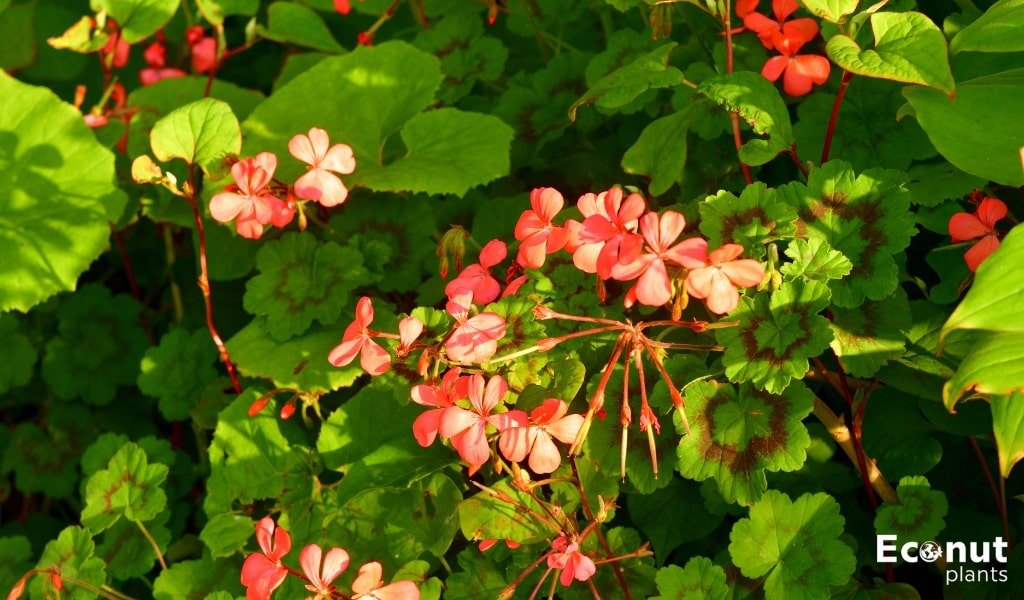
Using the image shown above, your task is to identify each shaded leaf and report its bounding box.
[829,287,911,377]
[699,182,798,258]
[622,107,693,197]
[951,0,1024,54]
[31,526,107,600]
[875,476,948,545]
[258,1,343,53]
[90,0,180,43]
[569,42,683,121]
[696,71,794,166]
[138,328,219,421]
[651,557,728,600]
[781,238,853,282]
[992,392,1024,478]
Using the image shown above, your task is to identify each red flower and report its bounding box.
[742,0,819,51]
[566,187,646,278]
[410,368,469,447]
[241,517,292,600]
[444,290,506,364]
[498,398,584,474]
[210,153,293,240]
[515,187,568,269]
[328,297,391,375]
[438,374,510,473]
[445,239,507,304]
[611,211,708,307]
[949,197,1008,272]
[334,0,352,14]
[547,535,596,587]
[685,244,765,314]
[761,29,830,96]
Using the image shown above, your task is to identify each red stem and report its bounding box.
[969,436,1011,546]
[723,0,754,185]
[820,71,854,164]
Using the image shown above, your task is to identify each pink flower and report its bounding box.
[241,517,292,600]
[742,0,819,51]
[411,368,469,447]
[949,197,1007,272]
[547,536,596,587]
[499,399,584,474]
[761,29,830,96]
[210,153,292,240]
[351,562,420,600]
[444,290,507,364]
[566,188,646,278]
[396,316,424,357]
[299,544,349,600]
[439,374,511,473]
[191,36,218,73]
[139,67,186,86]
[479,539,521,552]
[515,187,569,269]
[444,239,507,304]
[288,128,357,207]
[685,244,765,314]
[502,274,529,298]
[611,211,708,307]
[328,297,391,375]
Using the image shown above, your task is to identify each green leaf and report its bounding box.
[0,536,33,597]
[0,73,128,313]
[90,0,180,43]
[800,0,860,23]
[651,558,728,600]
[0,2,36,71]
[243,41,511,196]
[205,389,315,513]
[875,476,948,545]
[944,332,1024,410]
[229,318,362,393]
[258,1,343,53]
[829,288,911,377]
[152,556,244,600]
[906,162,986,207]
[992,392,1024,478]
[443,548,509,599]
[42,285,149,405]
[716,280,833,394]
[942,225,1024,337]
[138,328,219,421]
[781,238,853,282]
[0,315,37,394]
[826,11,955,93]
[413,15,509,105]
[354,108,514,196]
[832,580,923,599]
[2,407,96,499]
[676,380,814,506]
[951,0,1024,54]
[569,42,683,121]
[150,98,241,178]
[903,68,1024,187]
[862,388,943,478]
[699,183,798,258]
[81,443,169,532]
[621,107,693,197]
[195,0,258,24]
[32,526,107,600]
[580,527,657,599]
[729,491,856,600]
[244,233,371,341]
[777,160,916,308]
[458,479,552,544]
[199,514,254,558]
[696,71,794,166]
[627,479,723,561]
[96,512,171,580]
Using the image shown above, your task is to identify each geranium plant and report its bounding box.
[2,0,1024,599]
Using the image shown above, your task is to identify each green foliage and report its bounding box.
[138,328,219,420]
[696,72,794,166]
[457,479,552,545]
[781,238,853,282]
[942,224,1024,336]
[829,288,911,377]
[195,0,258,24]
[80,442,169,532]
[0,73,127,313]
[0,314,37,393]
[801,0,860,23]
[950,0,1024,54]
[992,393,1024,478]
[699,183,797,257]
[90,0,179,43]
[729,491,856,599]
[622,107,693,197]
[651,557,728,600]
[258,1,343,53]
[874,476,948,545]
[150,98,241,178]
[32,526,107,600]
[570,43,683,120]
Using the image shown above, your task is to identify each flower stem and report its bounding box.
[811,396,897,504]
[135,520,168,571]
[820,71,854,164]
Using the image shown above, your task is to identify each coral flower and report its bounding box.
[566,187,646,278]
[241,517,292,600]
[742,0,819,51]
[299,544,349,600]
[949,197,1008,272]
[445,239,507,304]
[334,0,352,14]
[410,368,469,447]
[685,244,765,314]
[515,187,569,269]
[547,536,596,587]
[395,316,424,357]
[611,211,708,307]
[438,374,512,473]
[444,290,507,364]
[499,398,584,474]
[351,562,420,600]
[210,153,292,239]
[288,127,357,207]
[761,29,830,96]
[328,297,391,375]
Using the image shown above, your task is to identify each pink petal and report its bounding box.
[502,275,529,298]
[572,242,603,274]
[720,259,765,288]
[792,54,830,85]
[355,296,374,327]
[965,235,1000,272]
[516,239,548,269]
[328,337,363,367]
[531,187,564,222]
[399,316,424,348]
[514,211,546,241]
[413,408,444,446]
[685,266,715,300]
[351,562,384,595]
[481,375,508,414]
[665,237,709,269]
[479,239,508,268]
[296,169,349,207]
[497,415,532,463]
[545,414,585,445]
[773,0,799,22]
[530,398,567,425]
[210,192,251,223]
[359,339,391,375]
[439,406,481,440]
[451,423,490,466]
[321,547,350,585]
[299,544,323,587]
[241,553,275,586]
[782,61,815,96]
[707,243,745,265]
[445,289,473,323]
[321,143,356,174]
[609,252,653,282]
[634,259,672,306]
[762,55,790,82]
[371,581,421,600]
[618,193,646,226]
[288,132,318,166]
[235,211,264,239]
[705,270,742,315]
[570,553,597,583]
[251,152,278,185]
[527,431,562,474]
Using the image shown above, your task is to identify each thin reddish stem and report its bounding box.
[970,436,1011,545]
[723,0,754,185]
[821,71,854,164]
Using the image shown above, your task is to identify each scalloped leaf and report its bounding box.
[0,315,36,394]
[696,71,794,166]
[569,42,682,120]
[243,233,371,341]
[777,160,916,308]
[829,288,911,377]
[699,182,798,258]
[716,279,833,394]
[943,332,1024,410]
[96,512,171,580]
[874,476,948,545]
[152,556,243,600]
[729,491,856,600]
[414,15,509,105]
[138,328,219,421]
[199,513,254,558]
[675,380,813,506]
[0,73,128,313]
[781,238,853,282]
[826,11,955,93]
[652,557,728,600]
[81,442,169,532]
[0,536,32,596]
[32,526,107,600]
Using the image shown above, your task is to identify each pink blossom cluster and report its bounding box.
[139,26,217,86]
[241,516,419,600]
[210,128,356,239]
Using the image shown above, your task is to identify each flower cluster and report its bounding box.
[738,0,830,96]
[140,26,217,86]
[210,128,356,239]
[241,516,419,600]
[948,196,1008,272]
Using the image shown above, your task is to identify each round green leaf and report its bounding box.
[90,0,180,43]
[875,476,948,545]
[150,98,241,178]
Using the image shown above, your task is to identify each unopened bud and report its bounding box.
[532,305,555,320]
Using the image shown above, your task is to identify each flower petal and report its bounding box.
[321,143,356,174]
